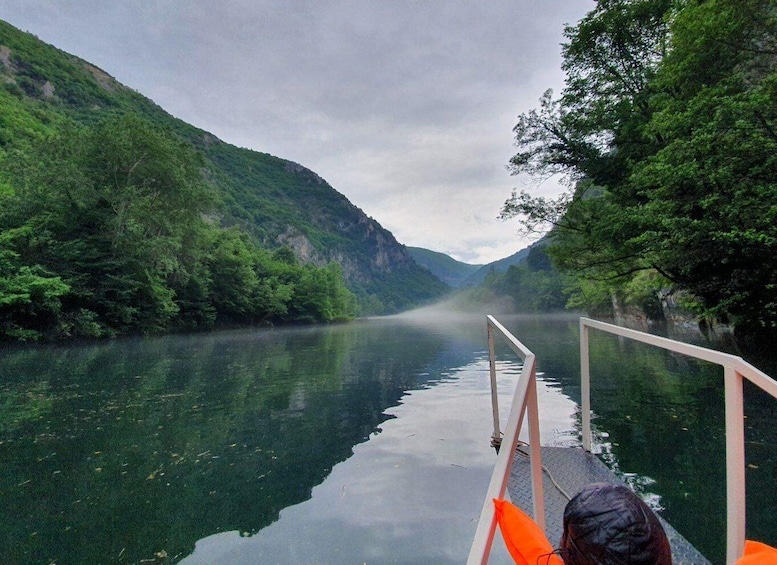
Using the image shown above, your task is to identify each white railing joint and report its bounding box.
[471,316,777,565]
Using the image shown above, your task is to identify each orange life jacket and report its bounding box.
[493,498,564,565]
[737,540,777,565]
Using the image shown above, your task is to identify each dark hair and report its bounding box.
[560,483,672,565]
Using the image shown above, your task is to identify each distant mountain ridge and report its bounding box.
[0,19,448,314]
[407,245,534,288]
[461,246,532,286]
[406,247,482,288]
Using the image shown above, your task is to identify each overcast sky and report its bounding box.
[0,1,592,264]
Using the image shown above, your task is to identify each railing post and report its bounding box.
[470,317,545,565]
[488,321,501,449]
[580,319,592,452]
[575,317,777,563]
[526,367,545,531]
[724,364,746,564]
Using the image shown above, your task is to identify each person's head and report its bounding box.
[560,483,672,565]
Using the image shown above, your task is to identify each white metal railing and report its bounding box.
[467,315,544,565]
[580,317,777,565]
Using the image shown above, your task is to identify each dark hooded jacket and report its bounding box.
[560,482,672,565]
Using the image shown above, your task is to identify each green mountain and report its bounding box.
[461,246,531,287]
[406,247,482,288]
[413,240,567,313]
[0,20,448,338]
[405,244,539,289]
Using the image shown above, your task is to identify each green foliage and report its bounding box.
[503,0,777,330]
[0,246,70,340]
[631,0,777,329]
[563,276,615,315]
[621,269,669,320]
[0,114,358,340]
[475,245,567,312]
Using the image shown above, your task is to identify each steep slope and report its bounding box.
[406,247,482,288]
[0,20,448,314]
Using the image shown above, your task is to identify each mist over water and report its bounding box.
[384,294,529,326]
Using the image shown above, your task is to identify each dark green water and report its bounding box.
[0,312,774,564]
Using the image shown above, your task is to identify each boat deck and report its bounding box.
[507,446,710,565]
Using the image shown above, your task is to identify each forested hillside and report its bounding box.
[478,242,566,312]
[446,238,569,313]
[0,20,448,340]
[460,246,531,287]
[406,247,481,288]
[502,0,777,335]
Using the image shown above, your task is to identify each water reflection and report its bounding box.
[2,312,773,564]
[0,320,462,564]
[182,361,503,564]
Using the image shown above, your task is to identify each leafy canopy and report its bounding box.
[0,115,358,340]
[502,0,777,330]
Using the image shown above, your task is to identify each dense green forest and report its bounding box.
[0,114,358,339]
[501,0,777,334]
[0,20,448,340]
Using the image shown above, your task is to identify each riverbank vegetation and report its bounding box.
[0,114,358,340]
[501,0,777,335]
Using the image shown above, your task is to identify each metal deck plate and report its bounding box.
[507,446,710,565]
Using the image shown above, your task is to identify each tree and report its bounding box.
[502,0,777,330]
[502,0,675,284]
[631,0,777,328]
[1,115,216,335]
[504,0,673,213]
[70,116,215,332]
[207,229,262,323]
[0,243,70,340]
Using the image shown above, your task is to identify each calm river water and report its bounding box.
[1,310,775,564]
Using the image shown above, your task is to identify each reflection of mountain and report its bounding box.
[0,322,452,564]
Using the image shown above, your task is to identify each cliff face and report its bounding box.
[275,161,417,280]
[204,147,447,310]
[0,19,448,314]
[268,163,444,312]
[276,213,417,283]
[610,290,731,339]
